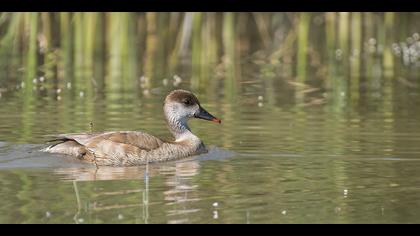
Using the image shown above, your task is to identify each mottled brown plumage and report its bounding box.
[43,90,221,166]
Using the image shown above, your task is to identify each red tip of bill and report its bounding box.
[212,118,222,124]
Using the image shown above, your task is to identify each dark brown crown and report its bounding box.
[165,89,200,106]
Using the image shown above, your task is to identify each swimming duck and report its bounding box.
[43,89,221,166]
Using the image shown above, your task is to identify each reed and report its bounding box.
[222,12,239,102]
[349,12,362,106]
[0,12,418,110]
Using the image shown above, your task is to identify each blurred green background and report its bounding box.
[0,12,419,142]
[0,12,418,101]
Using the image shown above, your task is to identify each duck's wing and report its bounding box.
[54,131,164,151]
[46,131,165,165]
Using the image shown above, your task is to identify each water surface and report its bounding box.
[0,13,420,224]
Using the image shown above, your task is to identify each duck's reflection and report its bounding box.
[54,158,201,224]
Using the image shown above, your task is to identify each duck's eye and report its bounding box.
[182,99,192,106]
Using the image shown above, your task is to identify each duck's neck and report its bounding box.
[165,112,196,142]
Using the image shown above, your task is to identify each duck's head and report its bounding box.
[164,89,221,124]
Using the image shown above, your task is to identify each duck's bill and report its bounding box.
[195,107,221,123]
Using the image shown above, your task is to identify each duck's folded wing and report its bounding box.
[84,139,150,166]
[53,131,164,151]
[46,131,167,166]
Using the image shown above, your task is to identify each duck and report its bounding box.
[43,89,221,166]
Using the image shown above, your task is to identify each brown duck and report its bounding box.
[43,90,221,166]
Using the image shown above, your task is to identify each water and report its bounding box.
[0,12,420,223]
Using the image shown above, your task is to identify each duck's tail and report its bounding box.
[41,139,87,158]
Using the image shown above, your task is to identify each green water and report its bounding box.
[0,12,420,224]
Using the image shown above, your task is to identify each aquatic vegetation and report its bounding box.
[0,13,418,96]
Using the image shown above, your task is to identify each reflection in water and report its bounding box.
[72,181,82,224]
[143,164,149,224]
[56,160,201,224]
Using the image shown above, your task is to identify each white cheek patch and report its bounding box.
[170,103,198,118]
[166,103,186,123]
[169,104,184,118]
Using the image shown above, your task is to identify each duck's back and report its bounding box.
[74,131,164,150]
[44,131,164,165]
